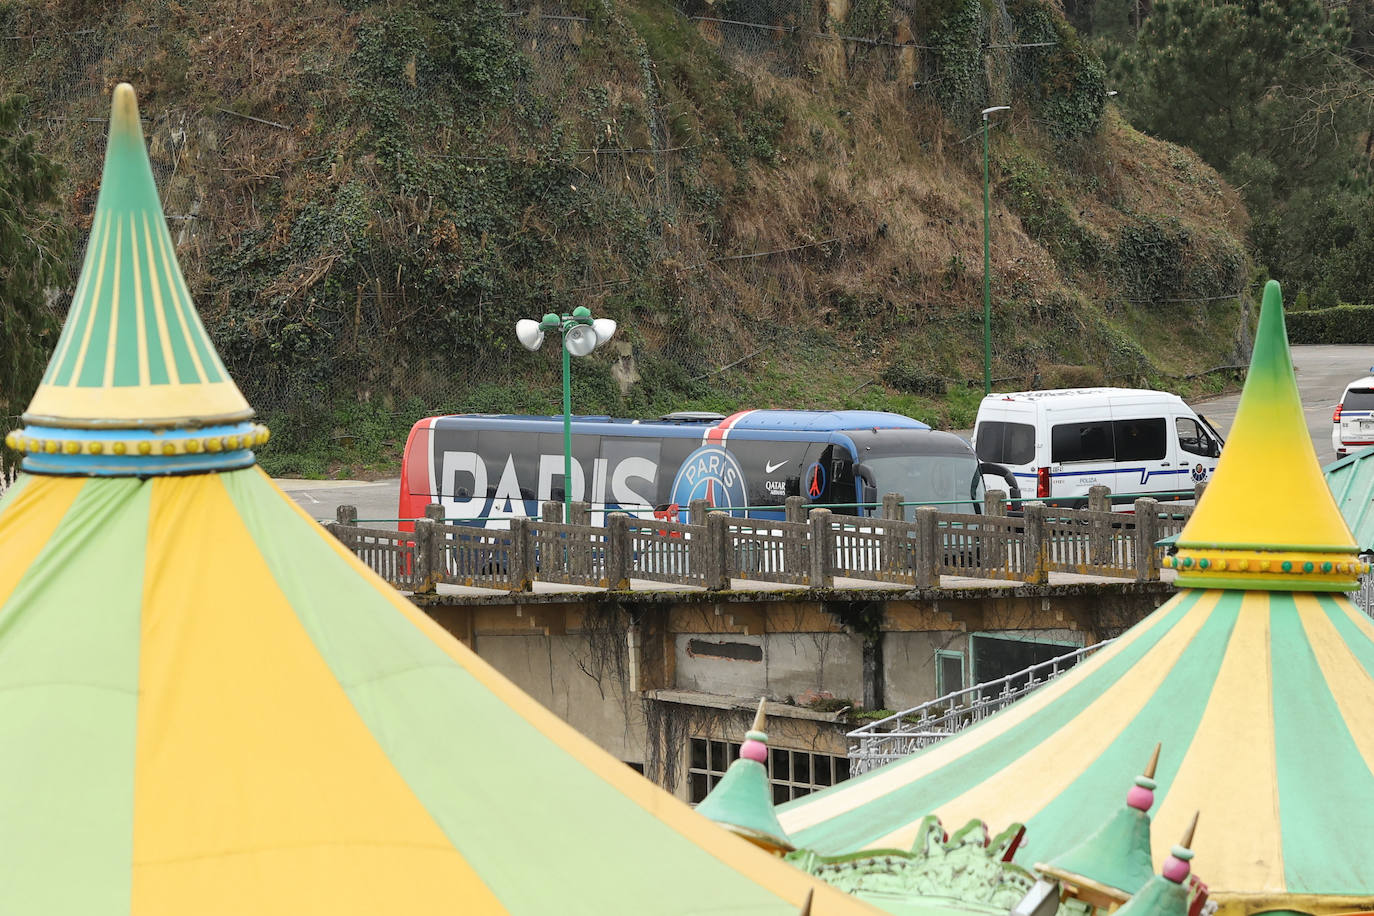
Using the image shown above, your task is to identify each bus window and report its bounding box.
[862,454,982,512]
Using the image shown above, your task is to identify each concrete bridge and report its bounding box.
[329,490,1181,803]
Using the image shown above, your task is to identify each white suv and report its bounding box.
[1332,371,1374,459]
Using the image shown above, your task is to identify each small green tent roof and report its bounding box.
[1323,448,1374,553]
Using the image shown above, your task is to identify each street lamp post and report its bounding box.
[516,306,617,522]
[981,105,1010,396]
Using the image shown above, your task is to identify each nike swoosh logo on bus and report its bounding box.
[765,459,788,473]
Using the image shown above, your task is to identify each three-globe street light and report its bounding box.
[981,104,1010,396]
[516,306,617,522]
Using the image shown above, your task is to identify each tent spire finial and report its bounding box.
[1167,280,1364,590]
[5,82,267,477]
[1037,751,1163,906]
[694,698,795,854]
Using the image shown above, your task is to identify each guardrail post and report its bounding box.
[422,503,446,582]
[705,512,730,590]
[412,518,436,593]
[1135,497,1160,581]
[569,500,591,527]
[914,506,939,588]
[882,492,904,520]
[336,505,358,526]
[606,513,630,590]
[542,500,562,523]
[508,516,534,592]
[1088,486,1111,566]
[1023,502,1049,585]
[689,498,709,527]
[1088,485,1111,514]
[1194,481,1207,503]
[983,489,1007,568]
[808,508,834,588]
[785,496,806,524]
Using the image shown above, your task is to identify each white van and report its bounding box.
[971,388,1224,504]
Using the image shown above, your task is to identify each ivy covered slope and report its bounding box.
[1,0,1250,475]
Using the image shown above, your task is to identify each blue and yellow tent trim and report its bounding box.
[777,283,1374,916]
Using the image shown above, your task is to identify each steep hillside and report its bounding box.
[0,0,1251,475]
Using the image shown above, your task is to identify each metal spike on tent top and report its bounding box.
[1180,811,1199,850]
[799,888,814,915]
[1160,812,1199,886]
[753,697,768,734]
[1144,743,1161,779]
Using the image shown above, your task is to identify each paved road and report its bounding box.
[1193,344,1373,466]
[277,345,1374,525]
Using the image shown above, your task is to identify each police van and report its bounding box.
[971,388,1224,504]
[1331,370,1374,459]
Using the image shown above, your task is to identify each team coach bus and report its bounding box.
[398,409,992,526]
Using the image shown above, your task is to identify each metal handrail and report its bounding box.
[845,638,1115,774]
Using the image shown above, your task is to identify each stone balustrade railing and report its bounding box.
[327,485,1197,593]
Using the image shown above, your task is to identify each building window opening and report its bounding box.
[687,737,851,804]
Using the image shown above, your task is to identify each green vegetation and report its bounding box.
[0,92,71,473]
[1287,304,1374,345]
[1081,0,1374,311]
[0,0,1254,476]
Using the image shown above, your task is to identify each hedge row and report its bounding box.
[1286,304,1374,344]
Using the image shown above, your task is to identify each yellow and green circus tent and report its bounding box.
[0,83,881,916]
[776,281,1374,916]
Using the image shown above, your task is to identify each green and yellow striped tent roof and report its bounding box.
[0,84,881,915]
[777,283,1374,916]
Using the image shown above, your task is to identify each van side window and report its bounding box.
[1113,418,1167,461]
[974,421,1035,465]
[1176,417,1215,457]
[1051,422,1114,463]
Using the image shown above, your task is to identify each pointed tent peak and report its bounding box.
[9,82,264,476]
[1037,756,1159,903]
[1160,813,1199,885]
[1180,812,1198,850]
[1107,818,1201,916]
[1127,744,1161,813]
[1169,280,1365,591]
[753,696,769,734]
[694,702,794,854]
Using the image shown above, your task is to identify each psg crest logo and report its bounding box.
[669,446,749,517]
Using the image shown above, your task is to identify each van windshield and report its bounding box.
[863,455,982,509]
